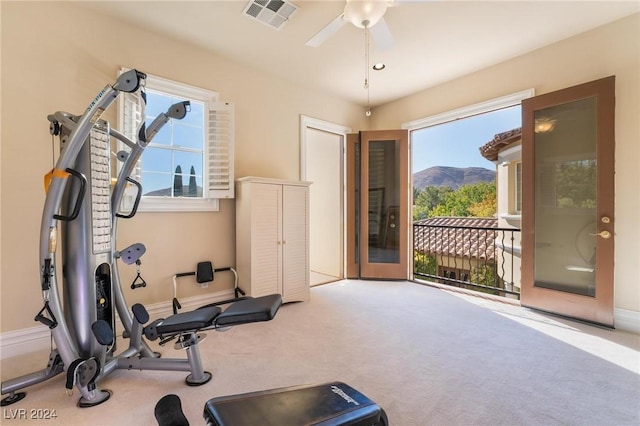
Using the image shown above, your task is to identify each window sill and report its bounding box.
[499,213,521,223]
[137,197,220,212]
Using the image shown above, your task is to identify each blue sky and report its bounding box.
[412,105,521,172]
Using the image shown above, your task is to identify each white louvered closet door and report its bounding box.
[251,183,282,297]
[281,184,309,300]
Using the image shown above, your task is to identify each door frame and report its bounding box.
[300,115,350,283]
[402,89,535,283]
[520,76,615,327]
[346,130,410,280]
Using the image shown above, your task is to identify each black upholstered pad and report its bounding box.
[215,294,282,327]
[156,306,221,335]
[203,381,386,426]
[155,394,189,426]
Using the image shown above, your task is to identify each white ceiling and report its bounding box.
[79,1,639,107]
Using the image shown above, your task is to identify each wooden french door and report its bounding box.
[346,130,409,279]
[521,76,615,327]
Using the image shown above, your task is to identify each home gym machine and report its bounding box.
[1,69,281,408]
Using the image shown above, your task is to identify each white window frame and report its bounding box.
[401,89,534,131]
[118,71,234,212]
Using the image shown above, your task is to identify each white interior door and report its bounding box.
[301,117,349,286]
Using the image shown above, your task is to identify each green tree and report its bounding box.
[413,187,421,205]
[428,182,496,218]
[188,165,197,197]
[173,165,183,197]
[470,263,502,295]
[468,194,497,217]
[414,251,437,276]
[413,185,453,220]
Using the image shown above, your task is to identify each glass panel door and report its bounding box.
[521,77,615,326]
[533,98,598,296]
[357,130,409,279]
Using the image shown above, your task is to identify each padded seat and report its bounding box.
[203,381,387,426]
[214,294,282,327]
[156,306,221,335]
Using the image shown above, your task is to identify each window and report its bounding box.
[497,144,522,218]
[442,270,457,280]
[119,72,234,212]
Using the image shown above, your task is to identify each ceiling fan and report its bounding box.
[306,0,397,50]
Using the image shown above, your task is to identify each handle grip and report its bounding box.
[116,177,142,219]
[53,168,86,222]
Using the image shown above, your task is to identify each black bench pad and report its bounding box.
[215,294,282,327]
[204,381,387,426]
[156,306,221,335]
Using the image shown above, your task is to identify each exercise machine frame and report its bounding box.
[1,70,280,408]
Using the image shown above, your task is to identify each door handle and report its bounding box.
[589,230,612,239]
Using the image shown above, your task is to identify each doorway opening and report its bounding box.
[407,92,530,298]
[301,116,349,287]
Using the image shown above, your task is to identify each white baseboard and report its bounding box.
[0,289,235,360]
[0,326,52,360]
[614,307,640,334]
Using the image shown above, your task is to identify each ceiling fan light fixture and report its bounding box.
[344,0,388,29]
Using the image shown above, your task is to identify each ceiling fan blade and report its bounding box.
[370,16,394,50]
[306,13,346,47]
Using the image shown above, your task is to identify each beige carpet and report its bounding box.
[1,280,639,425]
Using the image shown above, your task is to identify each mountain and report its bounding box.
[413,166,495,190]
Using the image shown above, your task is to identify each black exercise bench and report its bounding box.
[204,381,388,425]
[116,294,282,386]
[155,381,388,426]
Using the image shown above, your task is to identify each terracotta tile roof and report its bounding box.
[479,127,522,161]
[414,216,498,260]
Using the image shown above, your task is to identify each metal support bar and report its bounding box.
[1,351,64,396]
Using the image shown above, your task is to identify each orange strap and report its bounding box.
[44,168,70,193]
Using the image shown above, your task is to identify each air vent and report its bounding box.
[243,0,298,30]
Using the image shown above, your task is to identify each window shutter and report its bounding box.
[207,102,234,199]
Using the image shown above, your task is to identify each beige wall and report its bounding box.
[0,2,366,333]
[1,2,638,336]
[373,14,640,315]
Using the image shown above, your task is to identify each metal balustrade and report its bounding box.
[413,219,521,298]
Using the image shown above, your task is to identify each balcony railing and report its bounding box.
[413,219,521,298]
